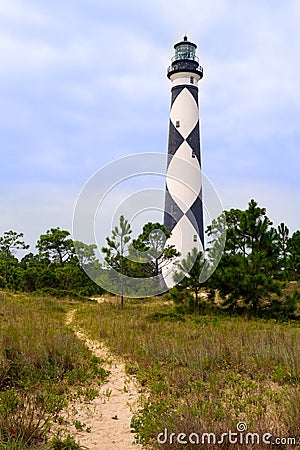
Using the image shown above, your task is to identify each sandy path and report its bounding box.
[64,309,144,450]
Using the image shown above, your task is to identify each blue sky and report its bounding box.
[1,0,299,252]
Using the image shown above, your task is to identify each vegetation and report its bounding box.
[169,248,205,312]
[0,227,103,297]
[0,199,299,317]
[167,199,300,318]
[101,218,180,305]
[102,215,132,307]
[0,198,299,448]
[130,221,179,277]
[75,297,300,450]
[0,292,108,449]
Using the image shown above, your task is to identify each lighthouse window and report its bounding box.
[175,120,180,128]
[175,44,196,61]
[190,76,194,84]
[193,235,197,242]
[192,152,196,158]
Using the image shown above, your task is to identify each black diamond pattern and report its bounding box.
[186,122,201,163]
[171,85,186,104]
[185,85,199,104]
[185,194,204,245]
[164,80,204,250]
[167,120,185,156]
[163,188,184,232]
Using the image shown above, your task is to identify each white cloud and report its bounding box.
[0,0,299,248]
[0,32,99,78]
[149,0,228,35]
[0,0,47,25]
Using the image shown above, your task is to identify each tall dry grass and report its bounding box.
[0,292,107,449]
[76,297,300,449]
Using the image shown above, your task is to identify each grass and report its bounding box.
[75,296,300,449]
[0,291,108,449]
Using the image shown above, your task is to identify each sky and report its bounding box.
[0,0,299,254]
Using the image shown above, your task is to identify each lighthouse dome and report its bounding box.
[167,36,203,79]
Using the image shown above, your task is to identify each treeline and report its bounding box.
[0,220,179,300]
[0,228,103,297]
[0,199,299,318]
[172,199,300,318]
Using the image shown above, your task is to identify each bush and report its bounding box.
[265,290,300,320]
[0,293,108,448]
[49,434,84,450]
[76,298,300,449]
[0,390,66,448]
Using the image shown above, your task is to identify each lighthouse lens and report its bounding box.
[175,44,196,61]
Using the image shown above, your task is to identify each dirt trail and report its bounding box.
[64,309,144,450]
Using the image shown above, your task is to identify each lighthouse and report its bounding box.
[163,36,204,285]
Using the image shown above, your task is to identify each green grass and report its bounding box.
[0,291,108,449]
[75,297,300,449]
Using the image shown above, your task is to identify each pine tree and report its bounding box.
[208,200,282,313]
[102,215,132,307]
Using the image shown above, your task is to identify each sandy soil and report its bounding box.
[63,309,145,450]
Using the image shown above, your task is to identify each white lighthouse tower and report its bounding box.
[163,36,204,286]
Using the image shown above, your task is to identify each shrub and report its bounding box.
[49,434,84,449]
[0,390,66,448]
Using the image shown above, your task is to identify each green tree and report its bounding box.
[287,230,300,280]
[16,236,101,295]
[36,228,74,266]
[169,248,205,312]
[208,199,281,313]
[276,222,290,280]
[19,252,48,291]
[102,215,132,307]
[130,222,179,277]
[0,231,29,285]
[74,241,97,267]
